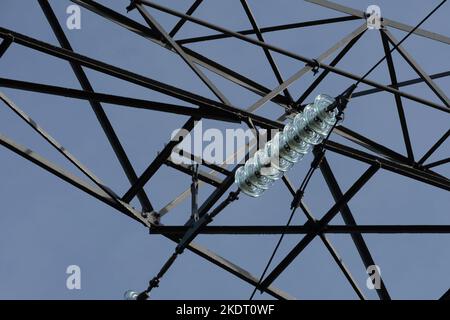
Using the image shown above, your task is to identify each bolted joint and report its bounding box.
[227,190,240,203]
[149,211,161,225]
[412,162,423,169]
[310,219,323,234]
[149,277,160,289]
[307,59,321,75]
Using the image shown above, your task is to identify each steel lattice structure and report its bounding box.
[0,0,449,300]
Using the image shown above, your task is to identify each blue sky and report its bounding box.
[0,0,449,299]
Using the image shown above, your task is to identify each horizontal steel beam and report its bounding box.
[151,225,450,235]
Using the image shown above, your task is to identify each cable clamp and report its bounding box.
[149,277,160,289]
[308,59,321,75]
[227,190,240,203]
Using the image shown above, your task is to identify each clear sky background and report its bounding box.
[0,0,449,299]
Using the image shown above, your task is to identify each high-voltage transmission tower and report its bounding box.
[0,0,449,300]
